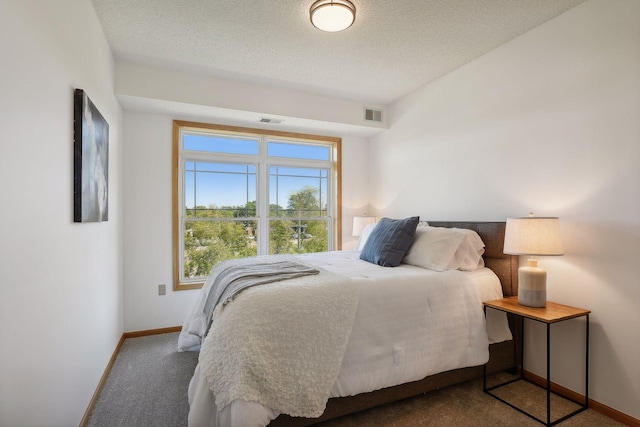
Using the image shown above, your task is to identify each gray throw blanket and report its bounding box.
[202,259,319,335]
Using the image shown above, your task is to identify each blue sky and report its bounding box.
[183,134,330,210]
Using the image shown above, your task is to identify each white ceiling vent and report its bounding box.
[259,117,283,124]
[364,108,382,123]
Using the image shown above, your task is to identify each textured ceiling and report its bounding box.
[92,0,585,107]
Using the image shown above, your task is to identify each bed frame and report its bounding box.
[270,221,520,427]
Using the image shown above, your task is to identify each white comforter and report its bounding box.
[182,251,512,427]
[200,261,359,419]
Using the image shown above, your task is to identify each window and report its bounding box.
[173,121,342,290]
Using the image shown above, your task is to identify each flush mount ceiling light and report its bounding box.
[310,0,356,32]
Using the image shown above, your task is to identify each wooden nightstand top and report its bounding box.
[484,296,590,323]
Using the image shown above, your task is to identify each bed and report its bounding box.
[179,220,519,427]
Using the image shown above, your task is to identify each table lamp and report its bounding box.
[503,214,563,307]
[352,216,377,237]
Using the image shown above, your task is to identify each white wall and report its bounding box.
[122,111,369,331]
[116,61,387,131]
[369,0,639,419]
[0,1,123,426]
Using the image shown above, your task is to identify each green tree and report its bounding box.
[288,186,320,217]
[232,200,256,218]
[269,220,296,254]
[184,203,257,278]
[185,187,330,277]
[286,186,328,253]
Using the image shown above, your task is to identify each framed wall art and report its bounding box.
[74,88,109,222]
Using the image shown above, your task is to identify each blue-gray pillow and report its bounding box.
[360,216,420,267]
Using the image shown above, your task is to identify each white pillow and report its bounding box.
[356,222,378,251]
[403,226,465,271]
[447,229,485,271]
[403,226,485,272]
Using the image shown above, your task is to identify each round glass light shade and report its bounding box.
[310,0,355,32]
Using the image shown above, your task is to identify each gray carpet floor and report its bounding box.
[87,333,625,427]
[87,332,198,427]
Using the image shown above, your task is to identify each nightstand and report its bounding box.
[483,297,590,426]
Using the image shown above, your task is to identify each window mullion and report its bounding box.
[258,137,269,255]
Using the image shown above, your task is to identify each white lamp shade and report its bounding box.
[352,216,376,237]
[310,0,355,32]
[503,217,563,256]
[504,216,563,307]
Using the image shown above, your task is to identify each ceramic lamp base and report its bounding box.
[518,264,547,308]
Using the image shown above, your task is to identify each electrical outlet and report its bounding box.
[158,284,166,296]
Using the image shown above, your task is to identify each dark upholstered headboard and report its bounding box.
[428,221,519,297]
